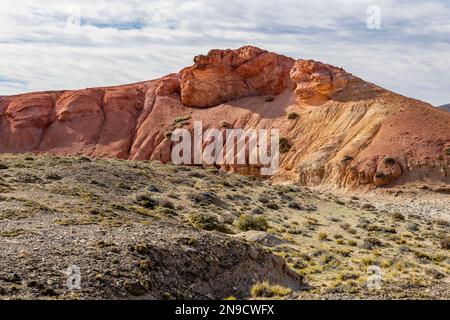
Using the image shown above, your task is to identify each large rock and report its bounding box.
[180,46,295,107]
[0,93,54,152]
[290,59,351,105]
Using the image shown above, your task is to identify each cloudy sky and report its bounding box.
[0,0,449,105]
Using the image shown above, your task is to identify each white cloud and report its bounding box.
[0,0,449,105]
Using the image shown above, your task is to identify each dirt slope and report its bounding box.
[1,46,449,189]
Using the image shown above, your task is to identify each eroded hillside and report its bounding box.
[1,46,449,189]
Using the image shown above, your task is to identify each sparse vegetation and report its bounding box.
[342,155,354,163]
[318,232,328,241]
[219,120,231,129]
[236,215,269,231]
[250,281,292,298]
[0,153,448,300]
[265,96,275,103]
[135,194,158,209]
[279,137,293,154]
[383,157,397,165]
[288,202,303,210]
[189,212,226,232]
[361,237,382,250]
[173,115,191,125]
[158,199,175,210]
[287,112,300,120]
[392,212,405,221]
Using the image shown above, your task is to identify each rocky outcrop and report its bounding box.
[290,60,351,105]
[373,157,403,187]
[180,46,295,107]
[1,46,449,190]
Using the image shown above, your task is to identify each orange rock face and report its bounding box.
[290,60,351,105]
[1,46,449,189]
[180,46,295,107]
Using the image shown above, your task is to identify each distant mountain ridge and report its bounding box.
[439,104,450,112]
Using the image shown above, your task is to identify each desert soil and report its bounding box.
[0,154,448,300]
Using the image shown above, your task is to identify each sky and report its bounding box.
[0,0,449,106]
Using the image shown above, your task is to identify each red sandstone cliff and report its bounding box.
[1,46,449,189]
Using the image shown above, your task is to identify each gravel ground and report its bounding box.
[0,154,448,300]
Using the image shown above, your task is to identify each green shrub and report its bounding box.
[158,199,175,210]
[265,96,275,103]
[135,194,158,209]
[219,121,231,128]
[266,203,280,210]
[392,212,405,221]
[236,214,269,231]
[361,237,382,250]
[173,115,191,124]
[189,212,224,231]
[383,157,396,165]
[287,112,300,120]
[250,281,292,298]
[279,137,293,154]
[252,207,264,215]
[342,155,354,163]
[338,272,360,281]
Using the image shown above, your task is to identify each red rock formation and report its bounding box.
[290,60,351,105]
[1,45,449,189]
[180,46,295,107]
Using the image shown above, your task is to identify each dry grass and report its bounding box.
[0,153,448,300]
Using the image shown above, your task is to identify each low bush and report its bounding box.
[279,137,293,154]
[250,281,292,298]
[135,194,158,209]
[189,212,225,232]
[318,232,328,241]
[287,112,300,120]
[236,214,269,231]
